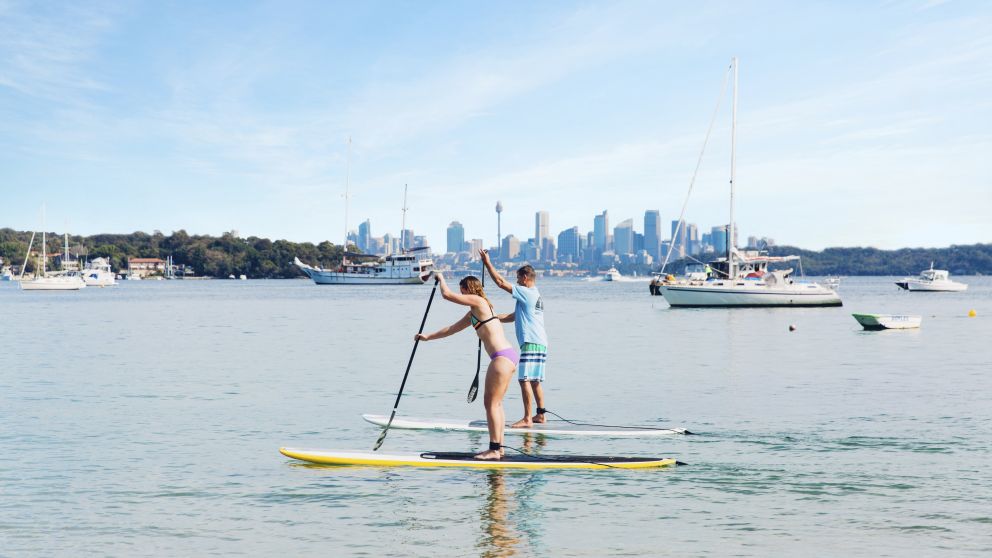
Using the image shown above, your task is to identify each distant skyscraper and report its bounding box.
[670,219,686,258]
[613,219,634,255]
[495,201,503,259]
[413,235,428,251]
[446,221,465,254]
[535,211,550,256]
[686,223,699,255]
[358,219,371,252]
[501,235,520,259]
[557,227,581,262]
[644,210,661,261]
[593,211,609,256]
[468,239,483,258]
[401,229,414,250]
[711,225,728,255]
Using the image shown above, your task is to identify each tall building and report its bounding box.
[495,201,503,259]
[670,219,686,258]
[401,229,414,250]
[613,219,634,255]
[535,211,550,256]
[413,235,428,251]
[501,235,520,259]
[446,221,465,254]
[593,211,609,256]
[468,239,484,258]
[644,210,661,261]
[557,226,581,261]
[686,223,699,255]
[711,225,728,255]
[357,219,372,252]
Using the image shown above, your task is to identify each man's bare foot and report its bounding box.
[474,449,502,460]
[533,413,547,424]
[510,418,533,428]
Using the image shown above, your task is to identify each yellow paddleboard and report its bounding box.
[280,447,677,470]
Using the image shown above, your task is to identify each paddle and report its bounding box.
[373,275,439,451]
[467,264,484,403]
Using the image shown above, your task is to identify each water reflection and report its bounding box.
[476,435,548,557]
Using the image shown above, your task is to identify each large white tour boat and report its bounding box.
[294,250,433,285]
[656,58,841,308]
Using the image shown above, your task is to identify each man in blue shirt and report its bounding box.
[480,250,548,428]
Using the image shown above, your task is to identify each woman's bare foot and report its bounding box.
[474,449,502,460]
[533,413,547,424]
[510,418,533,428]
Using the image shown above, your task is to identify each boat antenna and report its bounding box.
[657,63,732,275]
[729,56,738,280]
[400,184,409,252]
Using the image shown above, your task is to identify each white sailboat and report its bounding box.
[20,207,86,291]
[658,58,841,308]
[295,142,433,285]
[895,263,967,292]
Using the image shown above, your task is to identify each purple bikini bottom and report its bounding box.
[490,348,520,366]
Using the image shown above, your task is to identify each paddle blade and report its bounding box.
[466,376,479,403]
[373,411,397,451]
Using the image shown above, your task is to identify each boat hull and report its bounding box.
[895,280,967,292]
[852,313,921,330]
[659,283,842,307]
[300,268,428,285]
[20,278,86,291]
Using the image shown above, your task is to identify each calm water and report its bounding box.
[1,276,990,556]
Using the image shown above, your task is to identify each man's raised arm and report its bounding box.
[480,249,513,293]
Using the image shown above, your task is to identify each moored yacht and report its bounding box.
[81,257,117,287]
[656,58,841,308]
[19,213,85,291]
[895,263,967,292]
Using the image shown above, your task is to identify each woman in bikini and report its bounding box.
[415,272,519,460]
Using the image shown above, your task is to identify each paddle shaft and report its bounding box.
[374,278,439,450]
[468,264,484,402]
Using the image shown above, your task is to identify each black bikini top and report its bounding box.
[470,304,498,330]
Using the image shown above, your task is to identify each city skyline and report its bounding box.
[2,3,990,250]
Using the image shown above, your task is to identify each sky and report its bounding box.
[1,0,990,250]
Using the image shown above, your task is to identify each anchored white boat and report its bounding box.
[657,58,840,308]
[895,264,967,292]
[852,313,922,330]
[19,211,85,291]
[295,251,433,285]
[80,257,117,287]
[295,152,435,285]
[603,267,622,282]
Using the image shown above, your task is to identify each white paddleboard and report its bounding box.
[362,414,689,437]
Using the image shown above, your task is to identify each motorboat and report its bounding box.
[852,313,922,330]
[603,267,622,282]
[895,263,967,292]
[81,257,117,287]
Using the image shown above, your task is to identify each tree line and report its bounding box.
[0,228,348,278]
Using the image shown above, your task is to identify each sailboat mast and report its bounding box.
[344,136,351,254]
[41,204,47,276]
[400,184,408,251]
[728,57,738,279]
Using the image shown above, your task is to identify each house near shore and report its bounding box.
[128,258,167,277]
